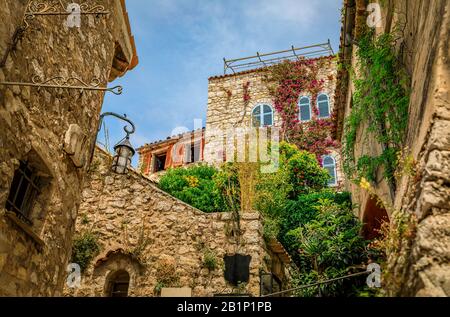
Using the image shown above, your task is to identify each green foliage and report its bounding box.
[279,191,352,264]
[158,165,226,212]
[213,163,241,212]
[282,148,330,197]
[289,200,369,297]
[202,249,218,271]
[255,162,292,220]
[262,216,281,241]
[255,142,330,240]
[343,29,410,185]
[80,214,90,225]
[71,232,100,272]
[254,143,368,297]
[153,282,165,296]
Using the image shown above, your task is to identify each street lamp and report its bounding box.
[98,112,136,174]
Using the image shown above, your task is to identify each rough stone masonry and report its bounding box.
[64,147,289,297]
[204,57,345,187]
[335,0,450,296]
[0,0,137,296]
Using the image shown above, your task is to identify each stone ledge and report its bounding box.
[4,211,45,251]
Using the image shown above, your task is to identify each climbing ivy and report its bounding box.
[343,29,410,185]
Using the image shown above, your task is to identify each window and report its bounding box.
[190,142,201,163]
[106,270,130,297]
[252,104,273,127]
[322,156,337,186]
[5,161,43,226]
[154,153,166,173]
[185,141,201,164]
[299,96,311,121]
[317,93,330,118]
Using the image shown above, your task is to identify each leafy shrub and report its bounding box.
[159,165,225,212]
[255,164,292,220]
[280,143,330,197]
[288,199,369,297]
[256,142,334,242]
[213,163,242,212]
[71,232,100,272]
[202,249,218,271]
[262,216,280,241]
[280,191,351,239]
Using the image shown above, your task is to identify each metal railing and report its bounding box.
[223,41,334,75]
[261,270,370,297]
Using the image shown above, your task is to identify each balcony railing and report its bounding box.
[223,40,334,75]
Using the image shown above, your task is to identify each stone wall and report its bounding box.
[0,0,136,296]
[336,0,450,296]
[64,147,287,297]
[204,60,345,187]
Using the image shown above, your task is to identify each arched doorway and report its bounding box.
[106,270,130,297]
[362,195,390,240]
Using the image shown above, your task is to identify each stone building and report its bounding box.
[64,147,290,297]
[138,128,205,181]
[204,54,343,187]
[335,0,449,296]
[0,0,137,296]
[139,49,344,187]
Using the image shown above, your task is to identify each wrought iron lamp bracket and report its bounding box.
[0,75,123,95]
[98,112,136,138]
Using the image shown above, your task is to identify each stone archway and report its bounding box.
[91,248,144,297]
[362,195,390,240]
[105,270,130,297]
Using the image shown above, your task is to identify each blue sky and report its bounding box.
[100,0,342,166]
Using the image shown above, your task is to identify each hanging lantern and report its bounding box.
[111,136,135,174]
[93,112,136,175]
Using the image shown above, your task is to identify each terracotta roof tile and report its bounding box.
[137,127,205,152]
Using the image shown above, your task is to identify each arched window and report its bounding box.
[322,156,337,186]
[252,104,273,127]
[299,96,311,121]
[317,93,330,118]
[106,270,130,297]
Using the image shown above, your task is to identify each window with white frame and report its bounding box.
[322,155,337,186]
[317,93,330,118]
[299,96,311,121]
[252,104,273,127]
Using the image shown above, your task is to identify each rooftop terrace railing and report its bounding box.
[223,40,334,75]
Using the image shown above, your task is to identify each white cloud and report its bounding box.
[243,0,318,26]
